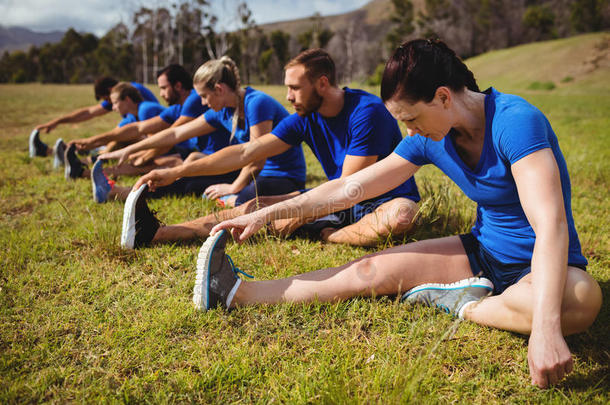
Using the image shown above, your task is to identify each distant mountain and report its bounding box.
[0,26,64,54]
[259,0,395,36]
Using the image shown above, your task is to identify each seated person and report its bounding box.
[64,82,164,179]
[29,76,158,165]
[66,64,228,182]
[198,39,602,389]
[94,56,306,207]
[120,49,420,248]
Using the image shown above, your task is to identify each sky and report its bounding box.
[0,0,372,37]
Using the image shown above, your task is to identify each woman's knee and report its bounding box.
[384,198,419,234]
[564,268,602,333]
[348,254,404,296]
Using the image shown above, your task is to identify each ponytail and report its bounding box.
[193,56,243,141]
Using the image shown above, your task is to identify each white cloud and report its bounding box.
[0,0,127,36]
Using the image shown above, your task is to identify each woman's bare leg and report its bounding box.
[464,268,602,335]
[233,235,473,305]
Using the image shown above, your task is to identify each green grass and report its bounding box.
[1,34,609,403]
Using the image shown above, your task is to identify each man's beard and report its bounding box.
[167,89,180,105]
[297,89,323,116]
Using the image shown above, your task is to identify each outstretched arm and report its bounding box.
[212,152,419,241]
[36,103,109,133]
[203,120,272,199]
[71,116,170,152]
[133,132,292,190]
[98,115,213,163]
[511,148,573,388]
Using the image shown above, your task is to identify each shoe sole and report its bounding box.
[29,129,39,158]
[193,230,227,310]
[90,160,106,203]
[121,184,147,249]
[402,277,494,300]
[64,147,72,180]
[53,138,64,169]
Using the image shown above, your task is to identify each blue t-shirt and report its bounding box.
[159,104,197,150]
[393,88,586,265]
[117,101,164,127]
[272,87,420,202]
[181,89,206,118]
[204,87,306,181]
[158,89,226,151]
[101,82,159,110]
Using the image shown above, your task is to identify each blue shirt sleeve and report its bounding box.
[181,90,206,118]
[203,109,224,131]
[118,114,136,127]
[393,135,429,166]
[346,104,399,157]
[494,106,551,164]
[159,104,181,124]
[138,102,164,121]
[101,100,112,111]
[245,92,277,126]
[271,114,304,145]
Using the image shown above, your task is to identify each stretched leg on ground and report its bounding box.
[232,235,473,306]
[153,192,301,243]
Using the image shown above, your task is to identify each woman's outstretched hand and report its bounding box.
[210,213,266,243]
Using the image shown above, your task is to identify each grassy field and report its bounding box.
[1,33,608,403]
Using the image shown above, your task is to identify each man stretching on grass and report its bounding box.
[29,76,158,165]
[63,82,165,179]
[67,65,229,186]
[121,48,420,248]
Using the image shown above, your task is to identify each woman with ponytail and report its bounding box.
[98,57,306,204]
[208,39,601,388]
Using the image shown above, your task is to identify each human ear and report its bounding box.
[316,75,329,92]
[435,86,451,108]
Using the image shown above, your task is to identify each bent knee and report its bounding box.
[564,269,602,334]
[385,198,419,233]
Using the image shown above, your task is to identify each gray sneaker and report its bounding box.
[53,138,66,168]
[29,129,48,157]
[121,184,160,249]
[401,277,494,317]
[193,230,252,311]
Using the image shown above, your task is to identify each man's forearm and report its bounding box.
[174,144,254,178]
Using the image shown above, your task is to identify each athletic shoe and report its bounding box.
[64,143,85,179]
[53,138,66,168]
[401,277,494,318]
[91,160,112,203]
[121,184,160,249]
[29,129,48,157]
[193,230,253,311]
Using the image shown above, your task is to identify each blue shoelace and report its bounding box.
[226,255,254,279]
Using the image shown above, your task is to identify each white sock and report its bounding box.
[225,279,242,308]
[458,300,476,319]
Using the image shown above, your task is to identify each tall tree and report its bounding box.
[386,0,415,50]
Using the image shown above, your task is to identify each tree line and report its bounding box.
[0,0,607,85]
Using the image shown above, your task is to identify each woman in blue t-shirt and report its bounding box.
[100,57,306,204]
[208,40,601,388]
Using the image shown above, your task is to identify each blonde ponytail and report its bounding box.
[193,56,243,141]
